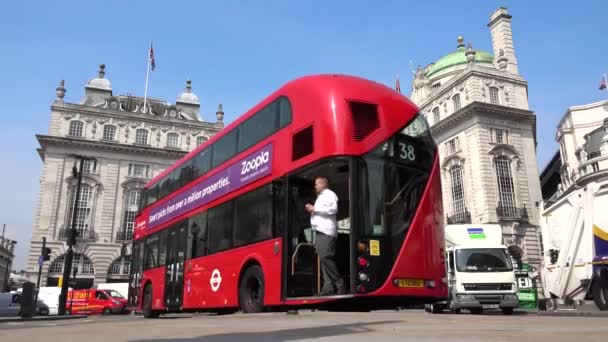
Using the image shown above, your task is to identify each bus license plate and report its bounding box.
[396,279,424,288]
[482,304,499,309]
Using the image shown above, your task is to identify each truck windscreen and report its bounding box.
[456,248,513,272]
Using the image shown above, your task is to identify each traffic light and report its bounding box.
[42,247,51,261]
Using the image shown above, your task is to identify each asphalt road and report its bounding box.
[1,310,607,342]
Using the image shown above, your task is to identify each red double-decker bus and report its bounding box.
[128,74,446,318]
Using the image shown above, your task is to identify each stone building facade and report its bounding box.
[26,65,223,288]
[1,236,17,291]
[409,7,544,268]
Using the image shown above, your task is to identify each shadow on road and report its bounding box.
[129,320,402,342]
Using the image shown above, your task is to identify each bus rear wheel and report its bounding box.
[239,265,265,314]
[143,284,160,319]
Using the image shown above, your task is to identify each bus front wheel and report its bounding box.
[142,284,160,319]
[239,265,265,314]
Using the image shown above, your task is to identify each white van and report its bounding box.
[37,287,62,315]
[0,293,21,317]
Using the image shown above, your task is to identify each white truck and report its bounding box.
[539,180,608,311]
[427,224,519,314]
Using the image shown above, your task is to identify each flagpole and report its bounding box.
[143,41,151,113]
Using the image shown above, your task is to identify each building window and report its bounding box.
[489,87,500,105]
[196,136,207,146]
[433,107,440,124]
[102,125,116,141]
[495,156,516,209]
[48,255,64,273]
[446,137,460,155]
[109,256,131,276]
[48,254,94,275]
[167,133,179,148]
[453,94,461,111]
[135,129,148,145]
[128,163,150,178]
[122,189,141,239]
[67,184,93,236]
[491,128,508,144]
[450,165,466,215]
[81,159,97,174]
[68,120,84,137]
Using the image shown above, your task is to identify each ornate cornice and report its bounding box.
[431,101,535,138]
[52,102,221,131]
[36,134,188,160]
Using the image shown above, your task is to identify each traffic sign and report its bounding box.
[38,255,43,267]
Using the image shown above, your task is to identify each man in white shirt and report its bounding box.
[305,177,345,295]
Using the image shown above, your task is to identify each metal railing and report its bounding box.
[446,209,472,224]
[115,230,133,242]
[496,205,528,220]
[58,228,97,241]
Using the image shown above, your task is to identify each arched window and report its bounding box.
[47,253,95,275]
[495,156,516,211]
[135,129,149,145]
[167,132,179,148]
[102,125,117,141]
[489,87,500,105]
[453,94,461,111]
[450,165,466,215]
[67,184,93,236]
[69,120,84,137]
[108,256,131,276]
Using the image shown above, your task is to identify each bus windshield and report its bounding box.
[456,248,514,272]
[357,114,436,260]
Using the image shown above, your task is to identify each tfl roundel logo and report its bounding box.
[210,269,222,292]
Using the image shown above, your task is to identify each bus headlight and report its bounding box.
[358,273,370,282]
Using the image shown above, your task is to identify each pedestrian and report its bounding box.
[305,176,345,295]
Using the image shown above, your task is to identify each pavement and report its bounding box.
[1,309,607,342]
[0,314,88,323]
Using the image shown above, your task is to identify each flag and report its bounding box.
[395,74,401,93]
[149,42,156,71]
[600,74,607,91]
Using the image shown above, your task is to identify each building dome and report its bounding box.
[425,39,494,78]
[177,80,199,105]
[85,64,112,91]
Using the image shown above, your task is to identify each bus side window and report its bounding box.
[190,212,207,258]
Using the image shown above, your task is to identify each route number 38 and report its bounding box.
[398,142,416,161]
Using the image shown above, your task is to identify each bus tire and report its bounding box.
[591,279,608,311]
[239,265,265,314]
[142,284,160,319]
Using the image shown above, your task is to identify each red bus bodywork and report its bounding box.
[130,74,446,315]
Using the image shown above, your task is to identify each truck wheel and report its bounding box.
[591,280,608,311]
[430,304,443,314]
[501,308,514,315]
[142,284,160,318]
[239,265,265,313]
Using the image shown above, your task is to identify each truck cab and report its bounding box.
[427,224,519,314]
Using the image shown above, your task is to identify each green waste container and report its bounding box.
[515,263,538,309]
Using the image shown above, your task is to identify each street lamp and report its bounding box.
[58,154,96,316]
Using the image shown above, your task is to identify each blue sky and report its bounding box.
[1,0,607,269]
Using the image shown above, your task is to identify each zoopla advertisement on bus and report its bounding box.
[147,143,273,229]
